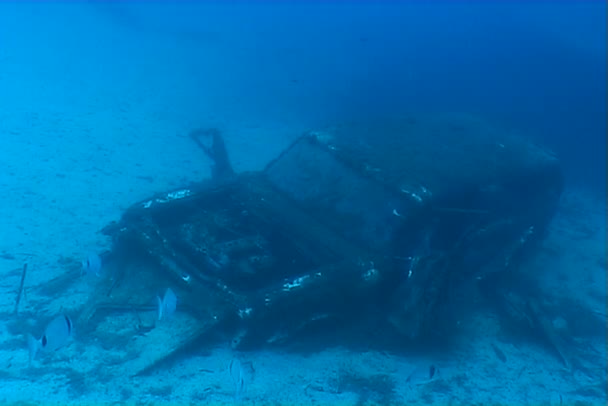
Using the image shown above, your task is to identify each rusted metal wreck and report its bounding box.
[72,115,583,375]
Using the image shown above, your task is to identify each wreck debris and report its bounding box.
[79,117,566,375]
[13,263,28,314]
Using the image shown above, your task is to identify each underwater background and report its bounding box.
[0,1,606,405]
[94,1,607,192]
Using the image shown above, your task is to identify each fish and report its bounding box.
[27,314,73,364]
[229,359,255,400]
[491,343,507,363]
[156,288,177,321]
[230,358,245,399]
[82,253,102,277]
[405,364,439,385]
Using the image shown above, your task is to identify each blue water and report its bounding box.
[99,1,606,193]
[0,1,606,404]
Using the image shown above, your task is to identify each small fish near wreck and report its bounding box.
[406,364,440,386]
[156,288,177,321]
[27,314,73,364]
[230,358,245,400]
[229,358,255,400]
[82,253,102,277]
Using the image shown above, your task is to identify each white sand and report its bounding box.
[0,3,605,405]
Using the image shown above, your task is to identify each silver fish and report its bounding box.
[229,358,255,400]
[82,253,102,277]
[157,288,177,321]
[405,364,440,385]
[230,359,245,400]
[27,314,73,363]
